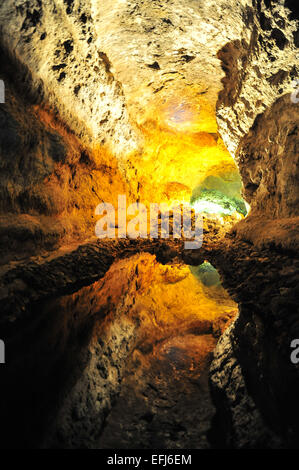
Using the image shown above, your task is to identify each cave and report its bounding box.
[0,0,298,451]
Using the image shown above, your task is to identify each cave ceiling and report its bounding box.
[0,0,250,207]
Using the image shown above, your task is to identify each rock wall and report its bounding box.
[210,237,299,448]
[0,49,132,263]
[210,320,282,448]
[216,0,299,243]
[210,0,299,448]
[0,0,250,261]
[237,95,299,219]
[0,0,251,223]
[216,0,298,157]
[0,0,138,155]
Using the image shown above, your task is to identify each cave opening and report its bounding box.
[127,91,248,222]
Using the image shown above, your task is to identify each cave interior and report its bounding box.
[0,0,298,450]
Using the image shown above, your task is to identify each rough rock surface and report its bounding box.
[210,321,282,449]
[93,0,250,121]
[0,0,249,261]
[210,234,299,448]
[44,254,235,449]
[206,0,299,448]
[216,0,298,157]
[215,0,299,247]
[0,0,138,155]
[92,0,251,204]
[0,49,135,262]
[237,95,299,220]
[99,333,217,449]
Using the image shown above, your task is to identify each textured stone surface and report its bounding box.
[93,0,249,121]
[0,247,237,449]
[0,0,138,155]
[0,52,132,263]
[208,2,299,447]
[209,234,299,448]
[216,0,298,157]
[210,320,282,449]
[237,95,299,219]
[44,254,236,448]
[98,333,217,449]
[93,0,249,204]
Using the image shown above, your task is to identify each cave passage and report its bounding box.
[0,0,298,451]
[87,97,246,447]
[96,260,238,449]
[33,254,238,449]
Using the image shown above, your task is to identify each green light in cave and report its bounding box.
[190,261,221,287]
[190,189,247,216]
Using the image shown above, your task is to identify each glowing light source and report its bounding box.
[191,200,233,215]
[244,201,251,215]
[165,101,199,131]
[190,189,247,217]
[127,89,245,210]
